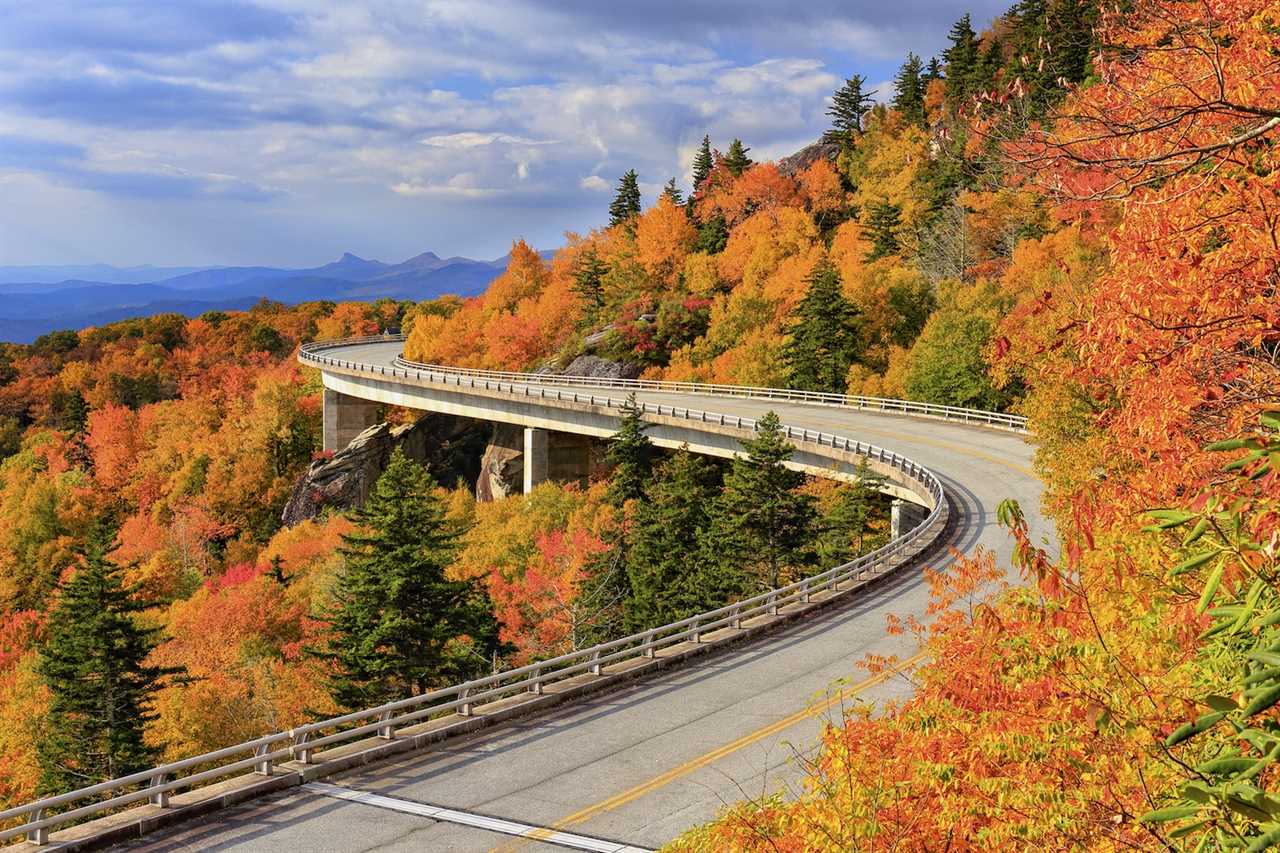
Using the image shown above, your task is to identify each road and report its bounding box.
[118,341,1046,853]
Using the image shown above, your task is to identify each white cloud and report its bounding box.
[579,175,609,191]
[421,132,556,149]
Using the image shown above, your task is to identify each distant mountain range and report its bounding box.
[0,251,521,343]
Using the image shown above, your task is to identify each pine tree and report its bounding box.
[314,447,501,711]
[782,259,863,394]
[36,521,179,794]
[722,139,753,177]
[710,412,817,590]
[606,393,654,508]
[815,458,886,568]
[974,36,1005,94]
[624,447,728,631]
[572,246,607,312]
[695,214,729,254]
[924,56,945,83]
[690,135,714,194]
[893,53,927,127]
[661,178,683,205]
[59,390,89,435]
[943,14,981,106]
[864,201,903,261]
[826,75,876,143]
[608,170,642,228]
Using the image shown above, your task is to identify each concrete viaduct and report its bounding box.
[1,336,1046,853]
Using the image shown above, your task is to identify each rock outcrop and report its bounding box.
[475,423,525,502]
[282,413,482,526]
[777,141,840,177]
[559,354,643,381]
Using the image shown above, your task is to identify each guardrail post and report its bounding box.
[529,668,543,695]
[149,772,169,807]
[254,743,273,776]
[459,687,473,717]
[730,606,742,629]
[589,651,603,676]
[377,710,395,740]
[28,809,47,845]
[768,594,779,616]
[293,731,313,764]
[800,581,811,604]
[643,631,656,658]
[690,621,702,644]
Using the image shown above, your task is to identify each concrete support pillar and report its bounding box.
[891,498,931,539]
[523,427,549,494]
[323,388,380,453]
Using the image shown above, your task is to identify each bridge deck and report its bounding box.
[113,341,1045,853]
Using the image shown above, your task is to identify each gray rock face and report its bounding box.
[281,413,478,526]
[777,141,840,177]
[559,354,643,381]
[476,423,524,502]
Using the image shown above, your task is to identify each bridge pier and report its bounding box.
[323,389,380,453]
[891,498,931,539]
[523,427,549,493]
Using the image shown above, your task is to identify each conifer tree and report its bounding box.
[690,135,714,194]
[722,139,753,177]
[695,214,729,254]
[608,170,642,228]
[782,259,863,394]
[710,412,817,590]
[975,36,1005,93]
[661,178,683,205]
[624,447,728,631]
[943,14,981,106]
[606,393,654,508]
[893,53,927,127]
[826,75,876,142]
[815,458,886,568]
[924,56,944,83]
[314,447,500,711]
[36,522,179,794]
[572,246,607,312]
[864,201,903,261]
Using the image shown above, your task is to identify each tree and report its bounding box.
[605,394,654,508]
[608,170,642,228]
[905,307,1006,410]
[625,447,731,631]
[924,56,944,83]
[863,201,903,261]
[661,178,683,206]
[782,259,862,394]
[893,53,927,127]
[943,14,980,106]
[572,247,607,312]
[711,412,817,590]
[691,135,714,195]
[36,522,179,793]
[313,447,501,711]
[826,75,875,142]
[722,139,753,177]
[815,458,885,568]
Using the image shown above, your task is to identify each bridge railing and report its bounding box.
[298,335,1028,432]
[0,336,949,846]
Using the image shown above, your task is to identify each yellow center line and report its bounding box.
[489,649,929,853]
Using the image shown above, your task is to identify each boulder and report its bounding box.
[281,413,479,526]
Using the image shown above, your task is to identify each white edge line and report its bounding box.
[304,782,654,853]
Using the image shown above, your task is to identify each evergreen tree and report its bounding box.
[661,177,684,205]
[924,56,945,83]
[690,135,714,194]
[608,170,642,228]
[36,522,179,794]
[815,458,886,568]
[722,139,753,177]
[826,75,876,142]
[782,259,863,394]
[572,246,607,312]
[314,447,501,711]
[624,447,730,631]
[695,214,729,254]
[710,412,817,590]
[943,14,981,106]
[974,36,1005,93]
[605,393,654,508]
[893,53,927,127]
[864,201,903,261]
[58,390,89,435]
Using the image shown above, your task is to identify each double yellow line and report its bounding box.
[492,649,929,852]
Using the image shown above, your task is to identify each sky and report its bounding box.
[0,0,1009,268]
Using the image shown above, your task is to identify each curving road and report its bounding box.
[118,340,1047,853]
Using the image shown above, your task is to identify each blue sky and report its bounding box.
[0,0,1009,267]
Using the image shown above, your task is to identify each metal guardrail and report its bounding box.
[0,335,952,846]
[298,334,1027,431]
